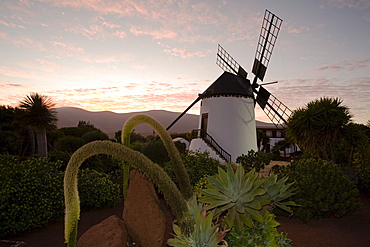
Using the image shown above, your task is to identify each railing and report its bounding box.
[191,129,231,162]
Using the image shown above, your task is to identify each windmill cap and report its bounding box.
[202,71,253,99]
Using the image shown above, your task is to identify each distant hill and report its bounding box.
[55,107,199,138]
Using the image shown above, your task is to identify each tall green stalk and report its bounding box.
[64,140,190,247]
[121,114,192,200]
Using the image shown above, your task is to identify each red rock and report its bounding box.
[123,170,173,247]
[77,215,127,247]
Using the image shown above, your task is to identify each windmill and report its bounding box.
[167,9,292,162]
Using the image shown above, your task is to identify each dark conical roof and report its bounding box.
[202,71,254,99]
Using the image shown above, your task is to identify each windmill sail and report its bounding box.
[216,44,248,79]
[256,85,292,126]
[252,9,282,83]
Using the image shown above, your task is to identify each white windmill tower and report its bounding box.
[167,10,292,163]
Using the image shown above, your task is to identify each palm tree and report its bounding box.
[286,97,352,162]
[19,93,57,157]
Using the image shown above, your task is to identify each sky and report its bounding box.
[0,0,369,124]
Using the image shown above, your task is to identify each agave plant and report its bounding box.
[200,165,270,231]
[262,173,297,213]
[168,197,227,247]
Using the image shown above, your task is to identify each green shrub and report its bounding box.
[236,150,272,172]
[0,154,122,237]
[164,151,223,186]
[0,155,64,237]
[55,136,85,153]
[226,212,292,247]
[278,158,362,222]
[78,168,121,209]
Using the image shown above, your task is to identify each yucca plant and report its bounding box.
[168,197,227,247]
[200,165,269,231]
[262,173,297,213]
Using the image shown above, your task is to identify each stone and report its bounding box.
[77,215,127,247]
[123,170,172,247]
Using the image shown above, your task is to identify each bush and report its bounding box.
[164,151,223,187]
[236,150,272,172]
[55,136,85,153]
[0,155,122,237]
[78,168,121,209]
[0,155,64,237]
[278,158,362,222]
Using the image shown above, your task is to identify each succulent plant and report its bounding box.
[168,197,227,247]
[200,165,269,231]
[262,173,297,213]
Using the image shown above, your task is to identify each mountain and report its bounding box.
[55,107,199,138]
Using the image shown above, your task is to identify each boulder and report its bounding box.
[123,170,173,247]
[77,215,127,247]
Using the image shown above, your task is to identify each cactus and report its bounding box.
[121,114,192,200]
[64,140,190,247]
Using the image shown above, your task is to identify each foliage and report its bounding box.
[81,130,109,143]
[170,164,295,247]
[0,154,124,237]
[164,151,223,187]
[278,158,362,222]
[19,93,58,157]
[262,173,297,213]
[168,197,227,247]
[78,168,121,209]
[200,165,268,231]
[236,149,272,172]
[55,136,85,153]
[139,140,169,166]
[226,212,292,247]
[286,97,352,162]
[64,140,191,247]
[0,155,64,237]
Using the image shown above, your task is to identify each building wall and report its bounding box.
[191,96,257,163]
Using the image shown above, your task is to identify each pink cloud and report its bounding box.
[287,25,310,34]
[324,0,370,9]
[113,30,126,39]
[162,47,209,58]
[314,59,369,72]
[12,36,46,51]
[130,26,177,39]
[51,41,84,52]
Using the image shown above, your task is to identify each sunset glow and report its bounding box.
[0,0,369,123]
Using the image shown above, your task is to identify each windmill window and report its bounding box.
[272,130,277,138]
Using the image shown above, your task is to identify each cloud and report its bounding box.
[286,25,310,34]
[163,47,209,58]
[324,0,370,9]
[314,59,369,72]
[0,83,23,89]
[12,36,46,51]
[0,19,26,29]
[130,26,177,39]
[50,40,84,52]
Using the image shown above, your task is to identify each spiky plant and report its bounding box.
[200,165,269,231]
[121,114,192,200]
[262,173,297,214]
[64,140,190,247]
[168,197,227,247]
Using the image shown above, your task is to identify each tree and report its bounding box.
[285,97,352,162]
[19,93,57,157]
